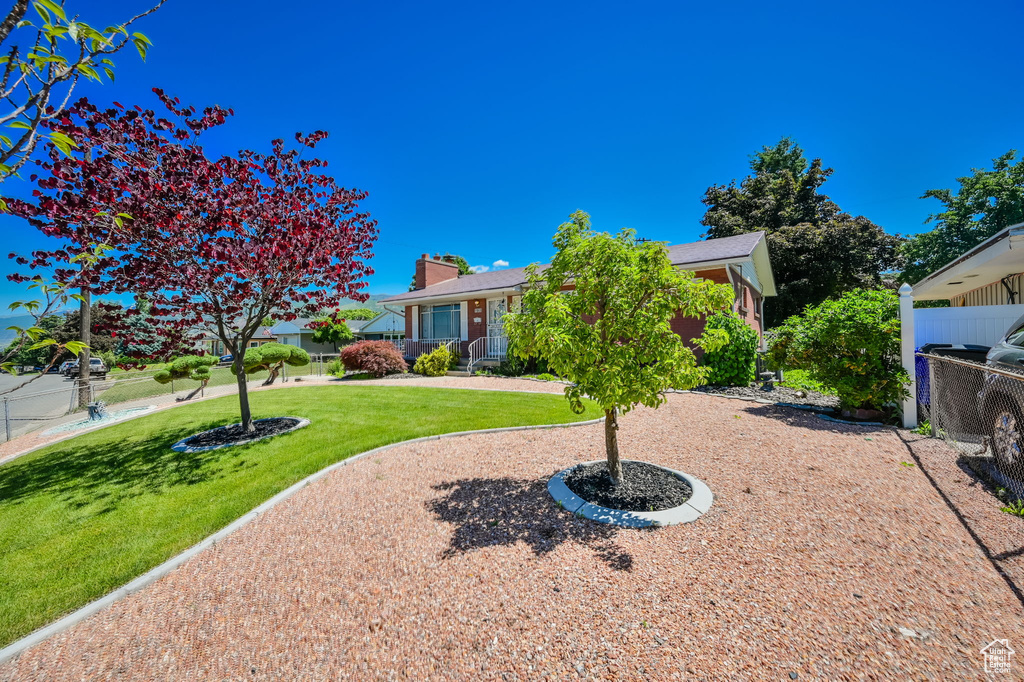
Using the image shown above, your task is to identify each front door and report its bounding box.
[486,298,507,356]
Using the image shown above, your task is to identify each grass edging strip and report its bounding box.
[0,414,605,666]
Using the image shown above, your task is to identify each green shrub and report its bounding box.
[778,367,836,395]
[413,345,452,377]
[535,372,558,381]
[154,355,218,385]
[765,288,909,411]
[700,312,758,386]
[326,358,343,376]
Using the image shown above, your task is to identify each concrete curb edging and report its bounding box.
[0,415,605,666]
[548,459,713,528]
[170,417,311,453]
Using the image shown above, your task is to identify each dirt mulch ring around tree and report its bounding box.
[2,392,1021,680]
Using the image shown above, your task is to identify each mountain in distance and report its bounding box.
[0,314,38,346]
[336,293,398,314]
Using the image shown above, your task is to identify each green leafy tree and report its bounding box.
[154,354,217,401]
[233,342,310,386]
[0,0,162,181]
[1,313,63,367]
[764,288,909,412]
[309,316,353,350]
[702,137,903,326]
[901,149,1024,286]
[334,308,378,320]
[701,312,758,386]
[505,210,734,485]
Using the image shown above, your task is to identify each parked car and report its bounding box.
[62,357,109,379]
[978,313,1024,478]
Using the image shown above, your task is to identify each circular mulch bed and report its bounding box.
[563,460,692,512]
[171,417,310,452]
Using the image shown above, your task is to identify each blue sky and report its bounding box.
[2,0,1023,309]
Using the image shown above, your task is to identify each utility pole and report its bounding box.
[76,285,91,409]
[76,149,93,410]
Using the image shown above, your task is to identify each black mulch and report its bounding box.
[181,417,300,448]
[690,383,839,409]
[563,460,692,512]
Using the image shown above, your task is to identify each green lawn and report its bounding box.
[98,365,270,404]
[0,385,599,646]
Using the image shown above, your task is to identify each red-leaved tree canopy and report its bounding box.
[8,89,378,430]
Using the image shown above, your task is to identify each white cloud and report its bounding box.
[492,259,509,269]
[469,265,489,273]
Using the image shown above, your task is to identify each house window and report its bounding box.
[420,303,461,339]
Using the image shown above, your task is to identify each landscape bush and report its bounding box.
[340,340,407,377]
[413,345,452,377]
[326,358,343,376]
[700,312,758,386]
[764,288,909,411]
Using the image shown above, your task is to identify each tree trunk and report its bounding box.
[178,378,209,402]
[604,408,623,485]
[262,363,281,386]
[76,288,91,409]
[235,360,255,432]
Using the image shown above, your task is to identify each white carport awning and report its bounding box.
[912,223,1024,300]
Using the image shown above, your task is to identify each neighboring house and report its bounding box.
[355,310,405,341]
[270,318,339,354]
[198,327,277,356]
[909,222,1024,348]
[381,232,776,367]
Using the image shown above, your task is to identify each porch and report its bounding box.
[401,295,519,372]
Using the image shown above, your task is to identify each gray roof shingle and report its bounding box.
[381,232,765,304]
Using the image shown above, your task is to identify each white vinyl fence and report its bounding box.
[912,303,1024,348]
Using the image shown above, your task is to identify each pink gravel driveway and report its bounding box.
[2,389,1022,680]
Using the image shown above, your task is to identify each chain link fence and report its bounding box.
[917,353,1024,501]
[1,354,342,442]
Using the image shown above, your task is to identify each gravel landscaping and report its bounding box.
[2,389,1021,680]
[564,460,692,511]
[691,382,840,409]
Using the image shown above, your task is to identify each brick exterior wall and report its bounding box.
[414,254,460,289]
[669,267,764,358]
[405,305,414,339]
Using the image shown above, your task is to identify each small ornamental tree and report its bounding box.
[701,312,759,386]
[340,340,407,377]
[8,90,378,432]
[309,315,353,350]
[764,288,909,411]
[505,211,734,485]
[234,342,310,386]
[154,354,217,401]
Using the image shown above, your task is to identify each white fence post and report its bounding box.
[899,283,918,429]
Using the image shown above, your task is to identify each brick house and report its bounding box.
[381,232,775,369]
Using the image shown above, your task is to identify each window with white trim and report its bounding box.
[419,303,461,339]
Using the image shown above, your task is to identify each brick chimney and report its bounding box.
[414,253,460,290]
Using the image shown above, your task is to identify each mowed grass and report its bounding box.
[97,365,272,404]
[0,385,599,646]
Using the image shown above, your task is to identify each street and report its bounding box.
[0,373,79,440]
